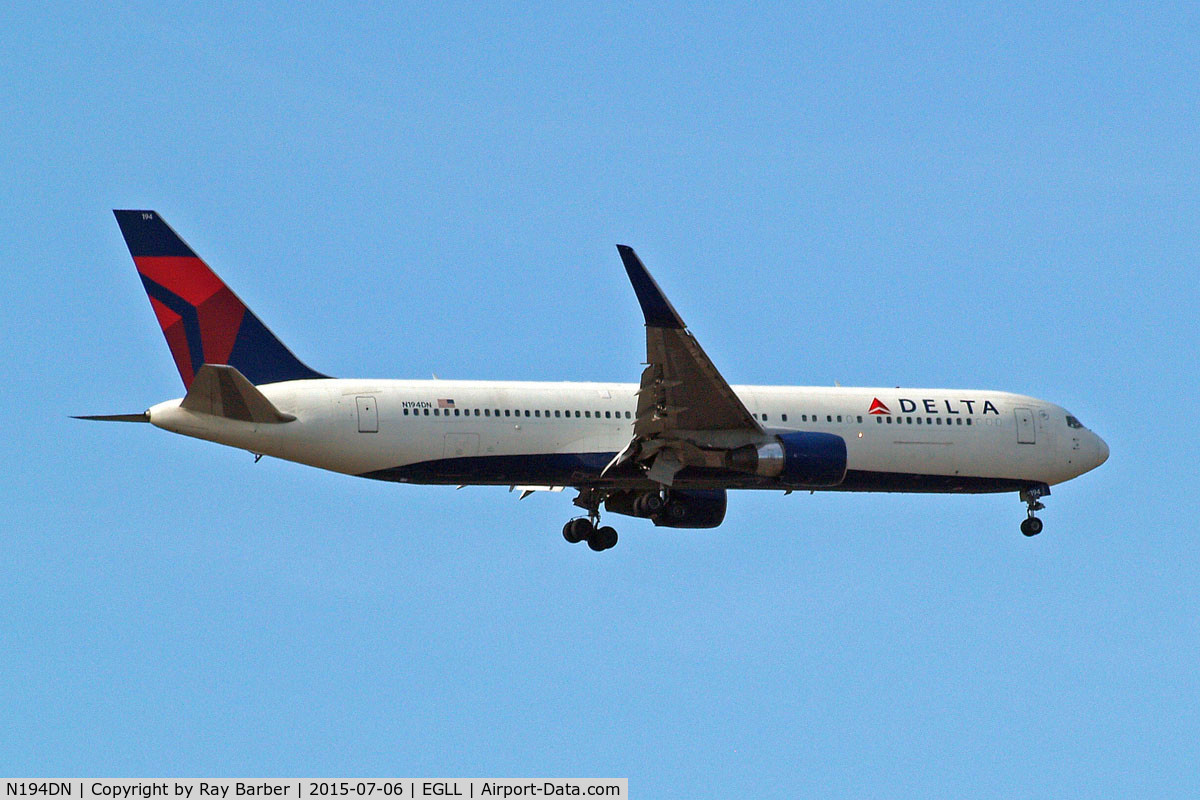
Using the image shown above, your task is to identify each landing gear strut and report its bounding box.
[1019,484,1049,537]
[563,489,618,551]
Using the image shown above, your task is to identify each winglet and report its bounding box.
[616,245,686,329]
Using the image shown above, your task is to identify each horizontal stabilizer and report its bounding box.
[73,412,150,423]
[180,364,296,424]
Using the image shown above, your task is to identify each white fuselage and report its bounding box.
[147,379,1109,493]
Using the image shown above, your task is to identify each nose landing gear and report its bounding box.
[1019,484,1050,537]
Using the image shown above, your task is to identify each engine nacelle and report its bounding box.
[725,431,847,487]
[605,489,728,529]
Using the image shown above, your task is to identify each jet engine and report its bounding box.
[605,489,728,529]
[725,431,847,486]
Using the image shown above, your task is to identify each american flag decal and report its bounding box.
[437,398,456,408]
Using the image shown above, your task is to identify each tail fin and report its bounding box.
[113,210,328,388]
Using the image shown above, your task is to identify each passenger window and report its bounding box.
[423,408,429,416]
[885,416,892,424]
[837,415,842,423]
[554,410,561,418]
[585,411,590,418]
[575,410,581,417]
[605,411,612,419]
[916,417,922,424]
[403,408,409,416]
[534,410,540,417]
[625,411,632,418]
[857,416,863,423]
[827,415,832,422]
[876,416,882,423]
[763,413,769,421]
[782,414,788,422]
[966,418,972,426]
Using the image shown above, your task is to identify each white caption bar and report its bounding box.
[2,781,626,800]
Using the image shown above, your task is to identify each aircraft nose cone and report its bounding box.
[1093,433,1109,468]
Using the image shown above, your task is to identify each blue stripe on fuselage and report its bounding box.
[359,453,1037,494]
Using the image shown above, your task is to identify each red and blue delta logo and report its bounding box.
[867,396,1002,415]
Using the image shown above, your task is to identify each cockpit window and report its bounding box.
[1066,415,1085,429]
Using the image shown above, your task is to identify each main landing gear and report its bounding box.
[1019,484,1049,537]
[563,518,618,551]
[563,488,618,551]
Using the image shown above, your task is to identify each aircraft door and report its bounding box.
[356,395,379,433]
[1015,407,1035,444]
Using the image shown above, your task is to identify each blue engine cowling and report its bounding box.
[725,431,847,487]
[776,431,847,486]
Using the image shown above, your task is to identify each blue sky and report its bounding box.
[2,2,1198,796]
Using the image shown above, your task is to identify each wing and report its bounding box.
[605,246,763,484]
[618,245,761,436]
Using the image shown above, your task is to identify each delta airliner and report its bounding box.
[80,211,1108,551]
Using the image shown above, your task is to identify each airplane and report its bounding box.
[79,210,1109,551]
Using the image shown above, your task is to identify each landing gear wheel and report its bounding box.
[1018,484,1049,538]
[563,518,593,544]
[587,526,618,551]
[599,526,618,549]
